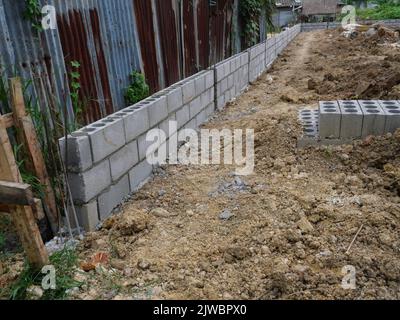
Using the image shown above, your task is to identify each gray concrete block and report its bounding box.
[159,114,177,139]
[59,133,93,173]
[338,100,363,138]
[109,139,139,182]
[129,159,153,191]
[224,90,231,104]
[147,96,168,127]
[182,79,196,104]
[81,117,125,163]
[176,104,190,128]
[196,109,208,127]
[123,104,150,142]
[318,101,341,139]
[195,73,206,97]
[223,61,230,78]
[217,95,225,110]
[201,87,214,108]
[221,77,228,93]
[166,86,183,114]
[68,159,111,204]
[205,70,214,89]
[98,175,130,220]
[69,200,99,232]
[379,100,400,133]
[358,100,386,137]
[227,74,234,90]
[184,118,197,131]
[138,132,155,161]
[240,52,248,67]
[189,96,202,118]
[216,64,225,82]
[205,102,215,119]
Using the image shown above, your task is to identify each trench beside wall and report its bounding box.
[59,24,301,231]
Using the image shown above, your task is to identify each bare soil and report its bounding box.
[2,29,400,300]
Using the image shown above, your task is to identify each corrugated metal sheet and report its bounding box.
[0,0,142,125]
[209,0,233,65]
[156,0,180,87]
[0,0,250,127]
[182,0,197,77]
[133,0,159,93]
[197,0,210,70]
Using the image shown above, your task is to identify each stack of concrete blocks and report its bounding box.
[302,20,400,32]
[378,100,400,133]
[248,41,266,83]
[60,69,214,231]
[301,22,328,32]
[215,52,249,110]
[60,25,303,230]
[298,100,400,148]
[358,100,386,137]
[298,108,319,138]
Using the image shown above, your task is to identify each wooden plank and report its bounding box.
[0,198,45,220]
[10,77,59,234]
[0,180,34,206]
[0,116,22,183]
[0,113,14,128]
[0,119,49,269]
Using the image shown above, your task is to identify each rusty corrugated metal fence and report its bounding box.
[0,0,247,126]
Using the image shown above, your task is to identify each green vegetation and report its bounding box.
[23,0,43,32]
[69,60,83,131]
[344,0,400,20]
[239,0,276,48]
[7,247,82,300]
[124,71,150,105]
[0,232,5,251]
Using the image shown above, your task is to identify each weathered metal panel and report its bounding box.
[209,0,233,65]
[133,0,160,93]
[182,0,197,77]
[196,0,209,70]
[0,0,240,127]
[155,0,180,87]
[0,0,143,125]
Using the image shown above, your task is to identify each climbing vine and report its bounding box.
[239,0,276,48]
[23,0,43,32]
[69,61,83,131]
[124,71,150,105]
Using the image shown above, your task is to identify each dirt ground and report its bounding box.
[2,29,400,300]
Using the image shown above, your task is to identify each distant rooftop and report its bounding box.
[302,0,343,15]
[276,0,302,8]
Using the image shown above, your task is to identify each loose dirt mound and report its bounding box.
[281,28,400,102]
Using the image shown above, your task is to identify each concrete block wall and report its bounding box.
[249,41,267,83]
[316,100,400,140]
[215,52,249,110]
[60,24,302,231]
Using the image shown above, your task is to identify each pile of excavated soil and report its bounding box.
[1,29,399,300]
[279,28,400,102]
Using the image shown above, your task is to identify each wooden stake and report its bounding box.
[0,118,49,269]
[10,77,59,234]
[0,180,34,206]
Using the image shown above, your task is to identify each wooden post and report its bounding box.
[0,118,49,269]
[10,77,59,234]
[0,181,35,206]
